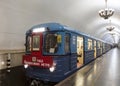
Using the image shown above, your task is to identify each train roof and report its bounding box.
[27,23,64,32]
[27,22,90,36]
[26,22,108,43]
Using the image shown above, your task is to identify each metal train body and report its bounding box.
[23,23,112,83]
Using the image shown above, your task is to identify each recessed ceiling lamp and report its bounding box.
[99,0,114,19]
[106,20,115,31]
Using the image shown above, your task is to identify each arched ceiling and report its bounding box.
[0,0,120,49]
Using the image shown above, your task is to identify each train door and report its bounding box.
[77,36,84,68]
[65,33,71,70]
[94,40,96,58]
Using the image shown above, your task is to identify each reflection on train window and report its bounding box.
[88,39,93,50]
[103,43,105,49]
[100,42,102,48]
[33,35,40,51]
[97,41,101,49]
[94,41,96,46]
[44,33,58,53]
[65,33,70,53]
[26,36,32,52]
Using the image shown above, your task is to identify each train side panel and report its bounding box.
[96,41,102,57]
[84,36,94,64]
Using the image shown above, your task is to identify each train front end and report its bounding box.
[23,24,67,82]
[23,27,53,69]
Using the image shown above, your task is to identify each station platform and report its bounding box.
[56,48,120,86]
[0,48,120,86]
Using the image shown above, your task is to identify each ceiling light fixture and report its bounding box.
[99,0,114,19]
[106,20,115,31]
[110,33,115,36]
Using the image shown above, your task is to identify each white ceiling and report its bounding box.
[0,0,120,49]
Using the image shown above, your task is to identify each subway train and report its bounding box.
[23,23,112,85]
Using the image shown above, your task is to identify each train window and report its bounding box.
[26,36,32,52]
[44,33,58,53]
[103,43,105,48]
[97,42,101,49]
[33,35,40,51]
[88,39,93,50]
[94,41,96,47]
[65,33,70,53]
[100,42,102,48]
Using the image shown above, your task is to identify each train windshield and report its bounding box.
[26,35,32,52]
[32,35,40,51]
[26,35,40,52]
[44,33,58,53]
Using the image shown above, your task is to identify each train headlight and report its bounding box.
[49,62,56,72]
[49,66,55,72]
[24,64,29,69]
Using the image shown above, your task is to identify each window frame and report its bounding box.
[64,33,70,54]
[88,39,93,50]
[32,35,40,51]
[97,41,101,49]
[26,35,32,52]
[43,32,58,54]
